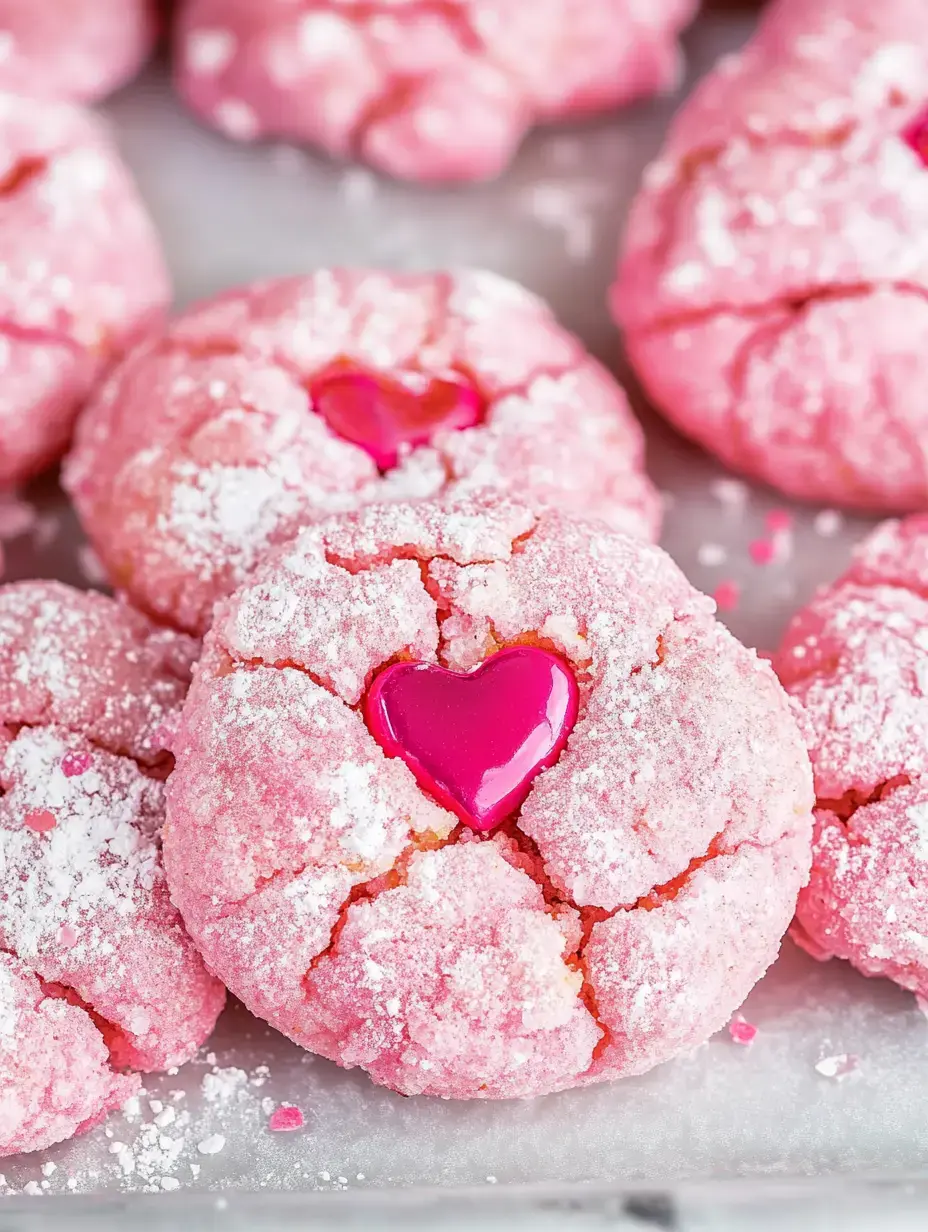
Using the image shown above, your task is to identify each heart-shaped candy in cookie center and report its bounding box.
[364,646,579,832]
[311,362,482,471]
[904,108,928,166]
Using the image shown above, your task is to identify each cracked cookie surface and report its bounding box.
[173,0,697,182]
[0,583,225,1159]
[777,515,928,998]
[0,90,169,486]
[65,268,659,636]
[164,494,813,1099]
[614,0,928,510]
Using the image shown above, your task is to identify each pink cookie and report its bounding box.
[614,0,928,511]
[0,91,169,487]
[65,269,660,636]
[173,0,698,182]
[0,955,137,1159]
[0,582,225,1159]
[776,516,928,998]
[0,1,156,103]
[164,494,813,1100]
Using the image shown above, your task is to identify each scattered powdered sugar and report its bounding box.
[710,478,749,512]
[697,542,726,568]
[814,1053,858,1080]
[515,179,610,262]
[814,509,845,538]
[76,543,109,586]
[197,1134,226,1156]
[0,1059,322,1196]
[0,492,37,541]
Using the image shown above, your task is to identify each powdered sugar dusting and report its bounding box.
[615,0,928,511]
[0,88,168,487]
[65,269,658,635]
[0,582,224,1159]
[779,516,928,1001]
[165,494,812,1100]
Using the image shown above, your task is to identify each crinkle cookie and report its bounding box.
[615,0,928,510]
[65,269,659,637]
[0,91,169,487]
[164,494,813,1100]
[0,582,225,1159]
[777,516,928,998]
[174,0,698,182]
[0,1,156,102]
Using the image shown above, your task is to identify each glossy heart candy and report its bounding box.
[364,646,579,832]
[904,108,928,166]
[311,362,482,471]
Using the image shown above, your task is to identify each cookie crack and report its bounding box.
[0,942,129,1079]
[156,312,584,447]
[816,773,913,825]
[641,280,928,338]
[645,282,928,490]
[2,717,175,779]
[0,154,48,198]
[645,102,896,273]
[0,314,93,362]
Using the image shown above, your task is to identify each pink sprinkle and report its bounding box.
[712,580,741,612]
[24,809,57,833]
[61,750,92,778]
[729,1015,757,1046]
[903,107,928,167]
[764,509,793,534]
[268,1105,304,1132]
[57,924,79,949]
[749,538,776,566]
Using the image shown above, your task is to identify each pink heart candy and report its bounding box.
[364,646,579,832]
[903,108,928,166]
[311,362,483,471]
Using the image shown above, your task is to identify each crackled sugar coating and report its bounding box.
[776,516,928,998]
[174,0,697,182]
[0,91,169,487]
[615,0,928,510]
[0,955,138,1159]
[164,495,813,1099]
[0,1,156,102]
[65,269,659,637]
[0,583,225,1159]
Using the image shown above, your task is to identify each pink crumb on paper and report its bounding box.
[24,808,57,833]
[61,750,92,778]
[268,1105,304,1132]
[749,538,776,566]
[764,509,793,534]
[713,579,741,612]
[728,1015,757,1045]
